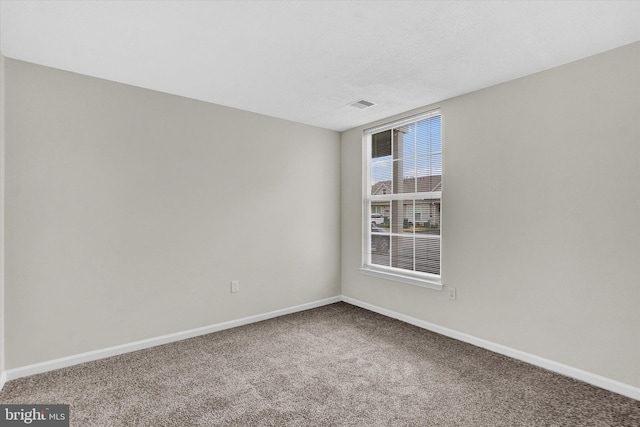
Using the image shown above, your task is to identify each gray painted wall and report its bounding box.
[4,59,341,368]
[1,51,5,376]
[341,42,640,388]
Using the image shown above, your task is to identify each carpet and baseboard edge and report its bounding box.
[3,296,341,384]
[2,295,638,401]
[340,296,640,401]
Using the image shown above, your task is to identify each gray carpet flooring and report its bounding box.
[1,302,639,426]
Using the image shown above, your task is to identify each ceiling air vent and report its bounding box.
[350,99,376,109]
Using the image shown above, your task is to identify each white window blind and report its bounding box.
[362,110,442,288]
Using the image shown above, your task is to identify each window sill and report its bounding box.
[359,266,443,291]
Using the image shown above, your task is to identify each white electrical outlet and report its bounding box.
[448,287,456,300]
[231,280,240,293]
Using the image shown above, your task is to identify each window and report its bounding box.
[361,110,442,290]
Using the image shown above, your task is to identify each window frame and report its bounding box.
[360,109,443,291]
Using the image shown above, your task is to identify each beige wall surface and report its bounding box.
[341,42,640,388]
[1,51,5,374]
[5,59,341,368]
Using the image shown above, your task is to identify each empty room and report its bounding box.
[0,1,639,425]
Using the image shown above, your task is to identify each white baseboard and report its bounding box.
[5,296,341,382]
[4,294,638,402]
[341,296,640,401]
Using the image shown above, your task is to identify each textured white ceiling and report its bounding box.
[1,1,639,131]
